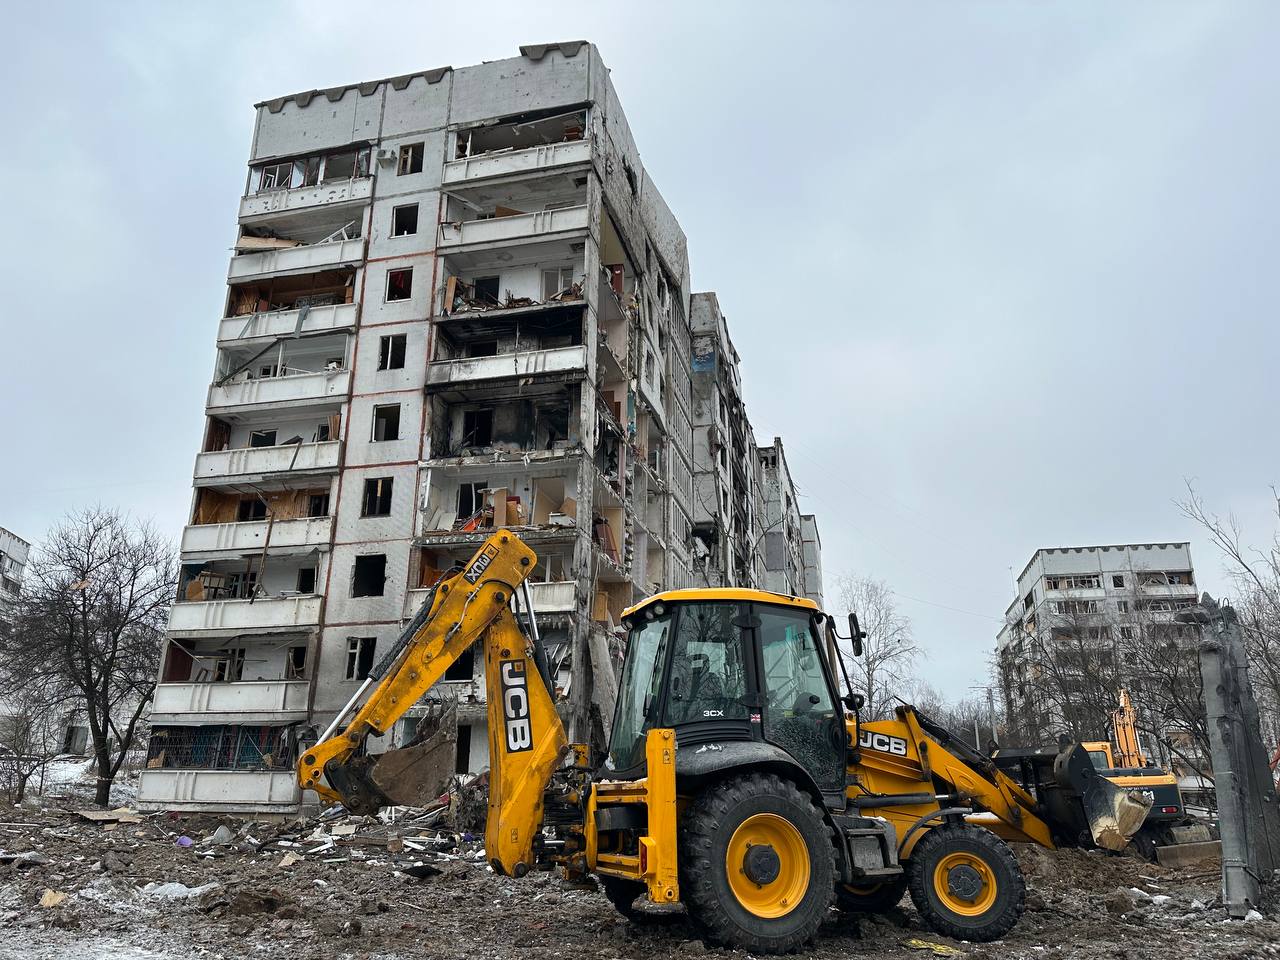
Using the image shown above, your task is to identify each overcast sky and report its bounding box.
[2,2,1277,700]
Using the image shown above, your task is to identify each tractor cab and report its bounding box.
[605,589,851,807]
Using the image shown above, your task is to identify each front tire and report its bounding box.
[906,824,1025,942]
[679,773,835,954]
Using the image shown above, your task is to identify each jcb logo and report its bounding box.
[858,730,909,757]
[501,660,533,753]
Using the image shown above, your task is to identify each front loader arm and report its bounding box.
[298,530,551,814]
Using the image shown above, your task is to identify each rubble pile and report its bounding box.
[0,800,1277,959]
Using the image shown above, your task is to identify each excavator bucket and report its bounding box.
[1054,743,1152,851]
[368,722,457,809]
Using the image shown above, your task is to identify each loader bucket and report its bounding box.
[1053,742,1152,851]
[368,723,457,808]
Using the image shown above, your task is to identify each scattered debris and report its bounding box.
[904,939,964,957]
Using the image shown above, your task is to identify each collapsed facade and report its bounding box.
[136,43,822,815]
[0,526,28,617]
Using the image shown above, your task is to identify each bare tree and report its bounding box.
[3,508,175,807]
[905,680,989,750]
[1180,484,1280,745]
[832,575,919,720]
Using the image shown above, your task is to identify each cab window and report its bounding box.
[607,611,672,772]
[663,602,749,726]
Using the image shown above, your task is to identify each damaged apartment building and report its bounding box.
[688,295,822,605]
[136,43,818,815]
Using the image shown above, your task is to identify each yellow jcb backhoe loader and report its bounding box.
[298,530,1148,952]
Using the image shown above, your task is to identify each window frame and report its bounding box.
[386,268,414,303]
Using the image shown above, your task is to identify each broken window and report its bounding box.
[322,148,370,182]
[286,645,308,680]
[249,430,276,448]
[455,724,472,774]
[472,276,500,305]
[227,571,258,600]
[297,156,321,187]
[361,477,394,517]
[444,645,475,683]
[373,404,401,442]
[542,267,576,301]
[237,498,267,522]
[398,143,424,175]
[296,568,317,594]
[378,334,407,371]
[467,340,499,358]
[1117,600,1130,614]
[386,268,413,302]
[456,481,488,520]
[461,409,493,447]
[307,493,330,518]
[1112,574,1125,588]
[345,637,377,680]
[258,162,293,192]
[352,554,387,597]
[392,203,419,237]
[214,648,246,682]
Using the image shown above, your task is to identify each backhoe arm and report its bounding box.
[297,530,566,848]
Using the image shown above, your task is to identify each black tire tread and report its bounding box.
[678,772,835,954]
[906,824,1025,942]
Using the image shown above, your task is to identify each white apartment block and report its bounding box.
[996,542,1198,748]
[0,526,29,615]
[757,439,821,604]
[136,43,820,815]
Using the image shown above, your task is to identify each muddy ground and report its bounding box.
[0,800,1275,960]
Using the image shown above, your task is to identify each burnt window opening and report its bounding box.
[472,276,501,305]
[398,143,424,176]
[296,568,317,594]
[249,430,276,448]
[392,203,419,237]
[361,477,394,517]
[307,493,330,518]
[237,498,267,522]
[373,404,401,442]
[346,637,377,680]
[286,645,308,680]
[444,645,475,683]
[315,421,331,442]
[387,268,413,302]
[461,409,494,447]
[378,334,407,370]
[352,555,387,597]
[455,724,473,774]
[456,481,488,520]
[467,340,499,358]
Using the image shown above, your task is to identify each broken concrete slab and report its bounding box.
[1157,839,1223,869]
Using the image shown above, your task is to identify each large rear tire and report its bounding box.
[906,824,1025,942]
[679,773,835,954]
[835,873,908,913]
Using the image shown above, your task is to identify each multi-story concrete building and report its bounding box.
[800,514,824,608]
[757,438,810,600]
[0,527,29,616]
[996,542,1198,752]
[137,43,816,815]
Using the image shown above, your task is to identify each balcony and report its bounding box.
[426,345,587,391]
[228,237,366,283]
[1140,583,1199,598]
[194,440,341,487]
[403,579,576,619]
[218,303,358,346]
[168,596,322,638]
[136,769,299,813]
[438,205,589,251]
[150,680,310,724]
[180,517,333,560]
[239,177,373,222]
[207,370,350,414]
[443,139,591,187]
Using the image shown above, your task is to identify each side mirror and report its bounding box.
[848,613,866,658]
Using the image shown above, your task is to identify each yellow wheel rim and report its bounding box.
[932,851,997,917]
[725,813,811,919]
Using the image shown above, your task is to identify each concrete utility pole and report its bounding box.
[1191,595,1280,917]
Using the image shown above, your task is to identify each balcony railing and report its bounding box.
[228,237,366,282]
[150,680,310,723]
[180,517,333,558]
[136,769,300,812]
[404,579,576,619]
[239,177,374,221]
[438,204,589,249]
[442,140,591,186]
[168,596,322,637]
[218,304,358,346]
[195,440,341,485]
[426,345,587,388]
[207,370,350,413]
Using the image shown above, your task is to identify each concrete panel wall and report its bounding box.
[253,89,378,161]
[382,73,453,138]
[322,538,412,627]
[448,49,591,128]
[342,393,423,467]
[351,323,430,395]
